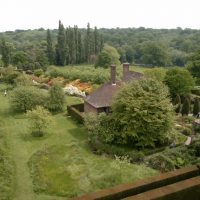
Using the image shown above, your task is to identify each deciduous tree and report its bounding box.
[164,68,194,98]
[26,106,53,137]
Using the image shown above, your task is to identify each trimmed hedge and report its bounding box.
[67,104,84,123]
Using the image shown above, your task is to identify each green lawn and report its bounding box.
[0,92,158,200]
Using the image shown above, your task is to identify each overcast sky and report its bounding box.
[0,0,200,31]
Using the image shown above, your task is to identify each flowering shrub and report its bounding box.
[69,79,93,94]
[63,85,86,97]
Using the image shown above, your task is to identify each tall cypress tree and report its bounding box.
[55,20,66,66]
[1,38,12,67]
[74,25,79,64]
[193,98,200,116]
[94,26,99,55]
[67,27,75,64]
[99,34,104,52]
[85,23,91,63]
[181,97,190,116]
[46,29,54,65]
[65,27,70,65]
[174,94,181,113]
[77,30,82,63]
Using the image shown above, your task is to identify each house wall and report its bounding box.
[84,102,98,114]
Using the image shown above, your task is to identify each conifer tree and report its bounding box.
[99,34,104,52]
[85,23,91,63]
[0,38,12,67]
[174,94,181,113]
[193,98,200,116]
[55,20,66,66]
[46,29,54,65]
[181,97,190,116]
[74,25,79,64]
[77,31,82,63]
[94,26,99,55]
[69,27,75,64]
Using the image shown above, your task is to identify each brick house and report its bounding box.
[84,63,143,114]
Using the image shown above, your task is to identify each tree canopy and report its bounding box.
[95,44,120,68]
[164,68,194,98]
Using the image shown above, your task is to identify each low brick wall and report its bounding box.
[67,104,84,123]
[70,165,200,200]
[123,176,200,200]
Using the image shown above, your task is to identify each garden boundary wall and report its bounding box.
[67,103,84,123]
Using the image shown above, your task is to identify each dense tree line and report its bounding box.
[0,21,103,69]
[1,26,200,68]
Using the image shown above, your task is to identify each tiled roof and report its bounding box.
[85,71,143,108]
[84,81,122,108]
[122,71,143,82]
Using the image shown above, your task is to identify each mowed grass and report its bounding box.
[0,88,157,200]
[0,119,15,200]
[29,143,157,198]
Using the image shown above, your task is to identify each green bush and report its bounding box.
[10,86,48,112]
[14,74,32,86]
[47,66,110,84]
[34,69,44,77]
[111,79,175,148]
[26,106,53,137]
[193,124,200,133]
[193,141,200,156]
[147,154,175,172]
[182,127,193,136]
[47,84,65,112]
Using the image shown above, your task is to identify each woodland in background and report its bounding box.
[1,23,200,69]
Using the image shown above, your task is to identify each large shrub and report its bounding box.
[47,84,65,112]
[10,86,48,112]
[111,79,175,148]
[164,68,194,98]
[26,106,53,137]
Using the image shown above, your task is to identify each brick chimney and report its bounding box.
[111,64,116,85]
[123,63,130,78]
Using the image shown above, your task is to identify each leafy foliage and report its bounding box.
[47,66,110,84]
[187,49,200,84]
[144,67,166,82]
[164,68,194,98]
[181,97,190,116]
[193,98,200,116]
[140,41,171,66]
[10,86,48,112]
[47,84,65,112]
[26,106,53,137]
[95,44,120,68]
[111,79,174,148]
[174,94,181,113]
